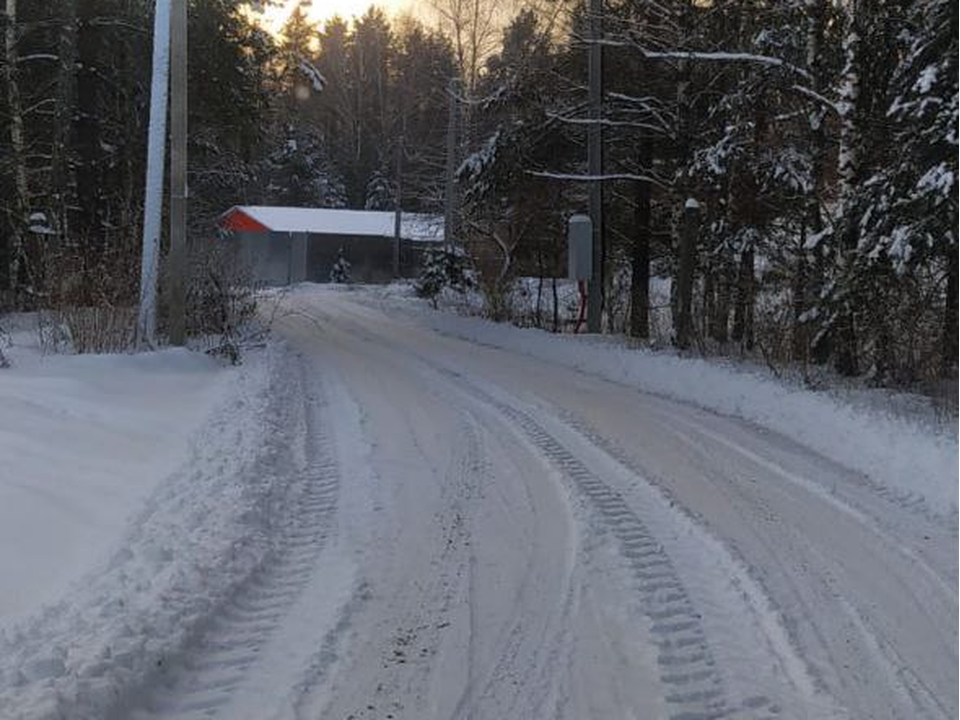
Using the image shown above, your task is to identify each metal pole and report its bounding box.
[586,0,604,333]
[136,0,171,347]
[443,77,459,251]
[168,0,187,345]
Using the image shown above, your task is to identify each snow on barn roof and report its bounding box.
[221,206,444,243]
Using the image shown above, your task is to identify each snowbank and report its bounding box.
[0,345,230,626]
[373,293,958,515]
[0,334,308,719]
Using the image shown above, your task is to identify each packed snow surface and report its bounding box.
[373,285,958,515]
[0,284,955,720]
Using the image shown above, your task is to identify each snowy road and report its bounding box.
[99,288,960,719]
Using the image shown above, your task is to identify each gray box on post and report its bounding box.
[567,214,593,280]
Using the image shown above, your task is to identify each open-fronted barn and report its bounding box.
[220,206,444,285]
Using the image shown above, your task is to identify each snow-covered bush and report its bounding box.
[477,275,516,322]
[415,247,474,307]
[37,307,136,355]
[0,323,9,368]
[186,241,259,364]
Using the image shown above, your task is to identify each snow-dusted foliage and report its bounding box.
[452,0,953,387]
[0,0,275,312]
[329,248,352,284]
[261,128,347,209]
[364,170,394,211]
[415,247,475,306]
[298,56,326,92]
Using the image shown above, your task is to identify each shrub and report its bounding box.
[415,247,474,307]
[329,248,351,283]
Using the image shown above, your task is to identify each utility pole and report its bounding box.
[392,135,403,277]
[443,77,459,251]
[136,0,171,347]
[586,0,604,333]
[168,0,187,345]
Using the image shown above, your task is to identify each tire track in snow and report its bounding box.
[130,368,340,720]
[308,404,483,720]
[430,367,774,720]
[305,307,581,718]
[296,301,790,718]
[449,415,576,720]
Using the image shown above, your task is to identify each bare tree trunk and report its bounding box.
[805,0,829,365]
[732,248,755,352]
[832,2,861,376]
[873,290,894,383]
[443,77,459,250]
[674,199,699,350]
[3,0,28,302]
[629,139,652,338]
[551,274,559,332]
[50,0,78,302]
[76,0,108,294]
[833,302,859,376]
[942,242,958,378]
[792,233,808,362]
[713,268,730,343]
[702,263,713,342]
[535,236,544,328]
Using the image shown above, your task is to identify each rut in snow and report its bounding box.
[433,366,786,720]
[297,304,794,718]
[319,304,745,718]
[129,370,340,720]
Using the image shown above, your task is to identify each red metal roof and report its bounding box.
[218,205,444,242]
[220,207,270,233]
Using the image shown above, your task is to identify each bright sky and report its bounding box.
[254,0,413,35]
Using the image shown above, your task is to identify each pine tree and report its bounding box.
[855,0,958,380]
[364,170,393,210]
[329,247,351,283]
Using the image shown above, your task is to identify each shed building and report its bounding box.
[220,205,444,285]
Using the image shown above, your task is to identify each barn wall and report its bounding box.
[307,235,438,282]
[228,231,438,286]
[307,234,392,283]
[233,231,293,286]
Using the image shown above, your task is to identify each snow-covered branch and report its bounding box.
[546,113,670,134]
[591,37,813,81]
[528,170,668,188]
[789,84,840,115]
[16,53,59,63]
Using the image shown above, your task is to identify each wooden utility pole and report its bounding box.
[392,135,403,277]
[675,198,699,350]
[443,78,459,250]
[586,0,604,333]
[168,0,187,345]
[136,0,171,347]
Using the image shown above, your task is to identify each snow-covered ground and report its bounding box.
[0,327,232,626]
[0,325,331,717]
[0,286,956,720]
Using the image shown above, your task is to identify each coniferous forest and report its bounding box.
[0,0,956,391]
